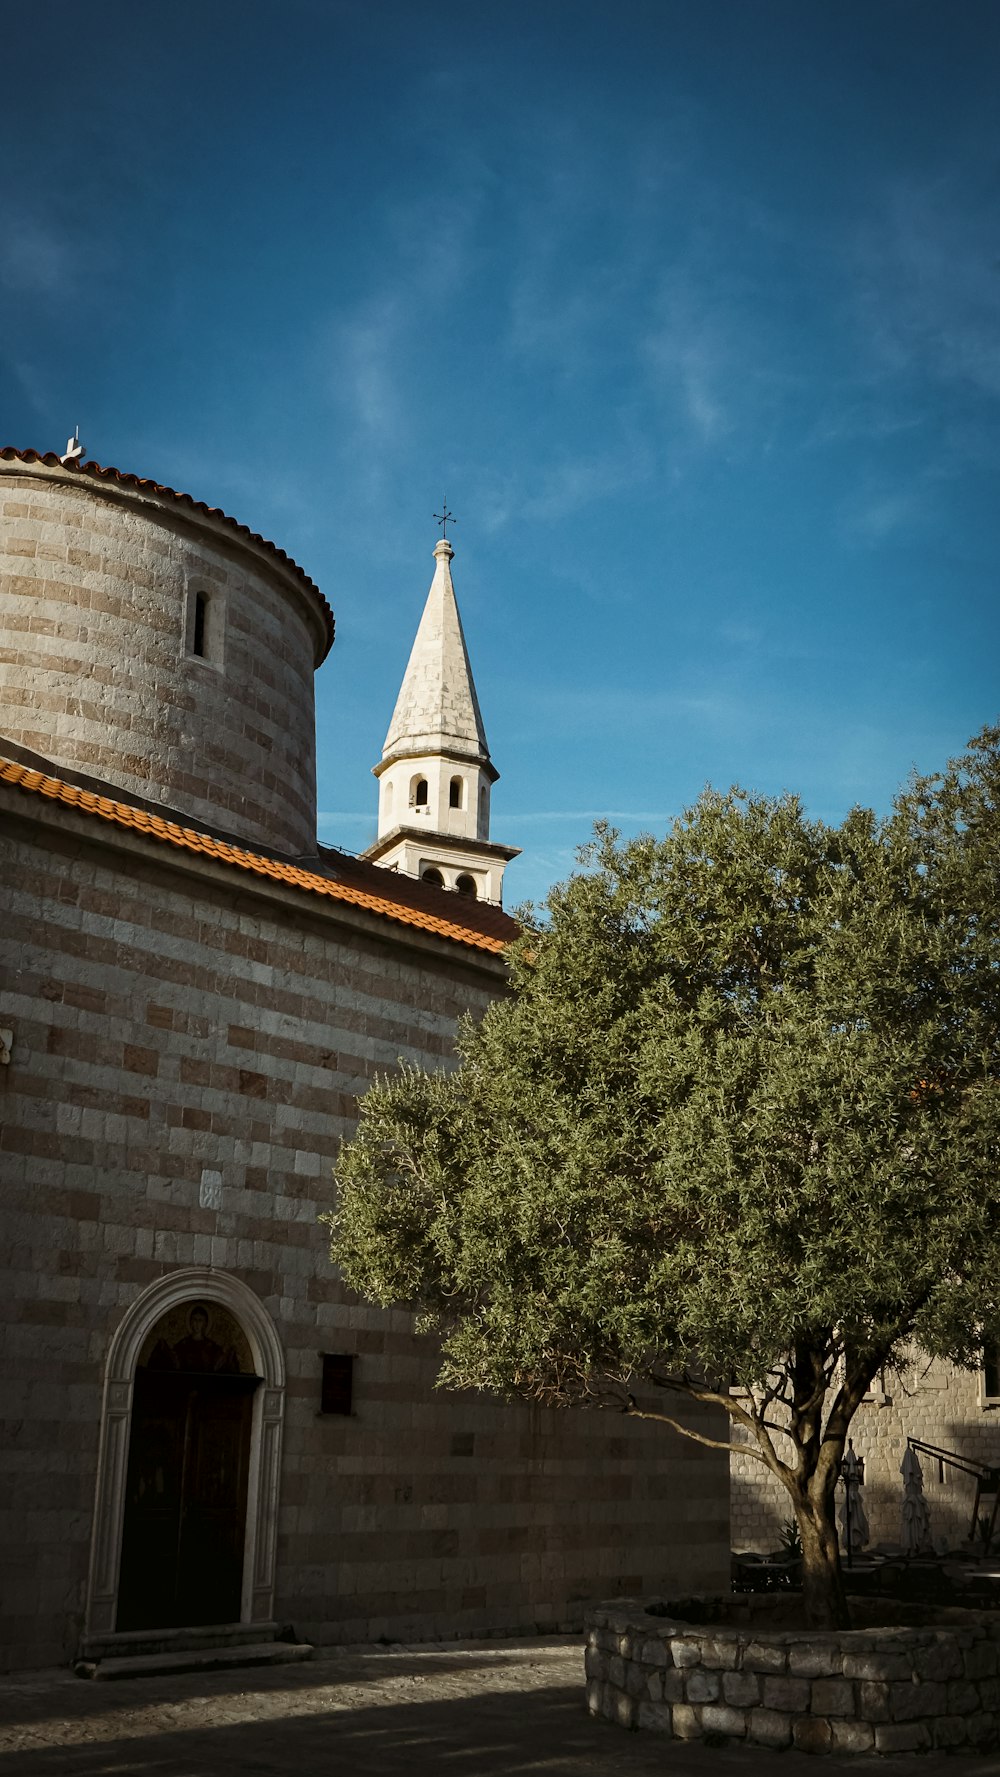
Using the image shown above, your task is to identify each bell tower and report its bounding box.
[363,534,518,904]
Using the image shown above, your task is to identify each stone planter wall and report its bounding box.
[585,1598,1000,1754]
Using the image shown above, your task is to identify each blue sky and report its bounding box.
[4,1,999,907]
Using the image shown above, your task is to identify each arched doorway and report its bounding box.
[117,1299,257,1629]
[85,1270,285,1641]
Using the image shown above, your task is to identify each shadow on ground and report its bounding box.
[1,1645,998,1777]
[0,1644,563,1736]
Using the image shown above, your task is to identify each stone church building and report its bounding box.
[0,448,728,1674]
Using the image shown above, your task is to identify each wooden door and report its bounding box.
[117,1370,258,1631]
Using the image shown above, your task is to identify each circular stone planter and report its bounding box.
[585,1597,1000,1755]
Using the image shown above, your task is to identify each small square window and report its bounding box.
[320,1352,354,1415]
[862,1366,892,1406]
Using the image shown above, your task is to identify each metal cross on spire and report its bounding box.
[433,499,456,538]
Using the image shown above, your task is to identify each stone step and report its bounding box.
[79,1621,282,1662]
[75,1639,314,1682]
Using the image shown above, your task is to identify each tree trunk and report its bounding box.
[795,1489,849,1629]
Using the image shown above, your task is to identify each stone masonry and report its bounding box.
[0,454,330,855]
[0,446,730,1675]
[731,1358,1000,1557]
[0,796,728,1669]
[586,1598,1000,1754]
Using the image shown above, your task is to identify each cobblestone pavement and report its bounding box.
[0,1640,998,1777]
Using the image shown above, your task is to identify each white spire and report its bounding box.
[381,537,490,766]
[363,531,519,905]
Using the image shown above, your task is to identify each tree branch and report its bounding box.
[644,1371,798,1491]
[622,1402,768,1460]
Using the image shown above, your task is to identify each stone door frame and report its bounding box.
[84,1268,286,1639]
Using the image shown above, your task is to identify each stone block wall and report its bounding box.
[0,461,327,854]
[586,1599,1000,1754]
[731,1362,1000,1556]
[0,804,730,1671]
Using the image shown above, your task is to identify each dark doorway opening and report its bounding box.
[117,1368,259,1630]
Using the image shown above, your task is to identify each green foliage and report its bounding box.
[330,729,1000,1397]
[778,1519,803,1561]
[326,727,1000,1623]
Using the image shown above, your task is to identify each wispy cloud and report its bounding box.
[0,214,70,295]
[470,425,655,535]
[322,181,487,461]
[840,451,960,547]
[331,297,403,446]
[854,174,1000,404]
[318,98,811,540]
[716,621,764,649]
[643,322,731,446]
[529,682,754,736]
[505,809,679,824]
[491,108,800,474]
[0,192,123,309]
[848,486,925,543]
[523,444,653,524]
[319,806,681,828]
[803,401,927,453]
[4,355,54,422]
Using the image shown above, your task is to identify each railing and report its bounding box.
[907,1437,1000,1552]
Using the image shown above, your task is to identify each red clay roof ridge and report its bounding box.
[0,752,513,958]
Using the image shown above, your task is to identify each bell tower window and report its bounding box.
[449,777,463,809]
[455,874,478,898]
[412,778,429,808]
[421,867,444,887]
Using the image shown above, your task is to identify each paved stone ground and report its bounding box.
[0,1640,998,1776]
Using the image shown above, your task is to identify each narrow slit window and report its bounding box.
[192,592,208,658]
[185,585,225,666]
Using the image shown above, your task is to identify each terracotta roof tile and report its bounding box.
[0,756,515,957]
[0,448,334,662]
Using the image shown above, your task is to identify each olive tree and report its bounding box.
[326,729,1000,1628]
